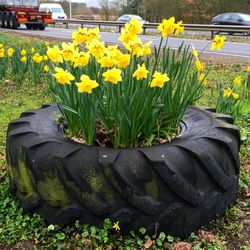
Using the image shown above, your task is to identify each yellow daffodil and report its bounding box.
[20,56,27,63]
[119,28,137,47]
[0,48,4,58]
[72,27,89,45]
[7,48,14,57]
[125,17,143,35]
[75,74,99,93]
[149,71,170,88]
[133,64,149,80]
[232,93,239,100]
[142,41,152,56]
[117,53,130,68]
[87,40,105,59]
[21,49,26,56]
[43,55,48,61]
[198,73,208,86]
[73,52,90,68]
[47,46,63,63]
[43,65,49,72]
[102,68,122,84]
[31,47,35,53]
[0,44,3,48]
[32,53,43,63]
[174,20,184,35]
[211,35,225,51]
[61,42,77,61]
[223,88,233,98]
[247,66,250,72]
[233,76,242,85]
[113,221,120,232]
[157,17,176,37]
[53,67,75,85]
[195,59,204,72]
[87,27,100,43]
[98,56,115,68]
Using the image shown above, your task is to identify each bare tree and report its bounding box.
[98,0,111,20]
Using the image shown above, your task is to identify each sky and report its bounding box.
[69,0,99,7]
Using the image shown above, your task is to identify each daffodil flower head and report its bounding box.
[113,221,120,232]
[43,65,49,72]
[117,53,130,68]
[247,66,250,73]
[125,17,143,35]
[73,52,90,68]
[232,93,239,100]
[157,17,176,37]
[233,76,242,85]
[142,41,152,56]
[7,47,14,57]
[198,73,208,86]
[149,71,170,88]
[61,42,78,61]
[20,56,27,63]
[195,59,204,72]
[47,45,63,63]
[133,63,149,80]
[87,40,105,59]
[98,56,115,68]
[102,68,122,84]
[20,49,26,56]
[211,35,225,51]
[75,74,99,93]
[119,28,137,47]
[223,87,233,98]
[72,27,89,45]
[53,67,75,85]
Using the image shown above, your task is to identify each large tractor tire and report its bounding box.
[6,104,240,237]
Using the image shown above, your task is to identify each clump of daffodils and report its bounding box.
[44,17,218,147]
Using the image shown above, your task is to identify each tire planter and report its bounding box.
[6,104,240,237]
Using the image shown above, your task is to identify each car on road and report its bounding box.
[212,12,250,26]
[117,14,148,23]
[212,13,250,35]
[39,3,67,20]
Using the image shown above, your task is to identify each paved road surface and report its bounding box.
[1,26,250,60]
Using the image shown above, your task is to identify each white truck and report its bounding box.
[0,0,53,30]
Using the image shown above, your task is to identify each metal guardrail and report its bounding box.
[53,19,250,39]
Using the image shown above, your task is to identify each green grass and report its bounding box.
[0,33,249,249]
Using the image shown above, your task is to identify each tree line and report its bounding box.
[99,0,250,23]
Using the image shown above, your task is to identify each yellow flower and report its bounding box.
[61,42,77,61]
[157,17,176,37]
[113,221,120,232]
[98,56,115,68]
[117,53,130,68]
[20,56,27,63]
[192,48,199,58]
[247,66,250,72]
[53,67,75,85]
[32,53,43,63]
[87,27,100,43]
[43,65,49,72]
[73,52,90,68]
[75,74,99,94]
[195,59,204,72]
[142,41,152,56]
[21,49,26,56]
[0,44,3,48]
[211,35,225,51]
[72,27,89,45]
[149,71,170,88]
[125,17,143,35]
[87,40,105,59]
[232,93,239,100]
[133,64,149,80]
[223,88,233,98]
[7,48,14,57]
[198,73,208,86]
[119,29,137,47]
[233,76,242,85]
[102,68,122,84]
[31,47,35,53]
[174,20,184,35]
[43,55,48,61]
[45,41,49,47]
[0,50,5,58]
[47,46,63,63]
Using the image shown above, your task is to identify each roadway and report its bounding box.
[1,26,250,61]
